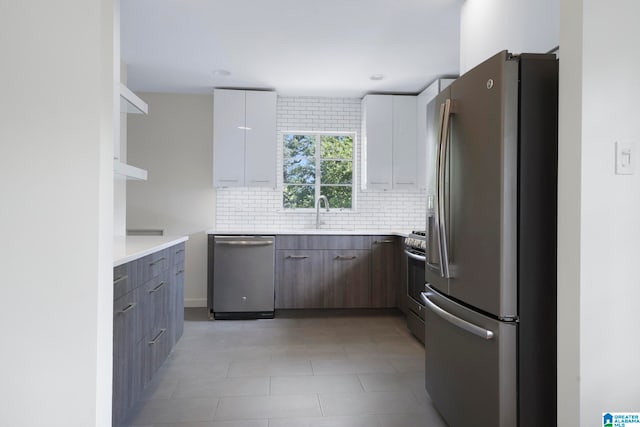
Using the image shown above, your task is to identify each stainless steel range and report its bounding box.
[403,231,427,343]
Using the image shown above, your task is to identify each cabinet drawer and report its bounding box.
[140,274,170,337]
[142,318,171,386]
[276,235,372,250]
[139,249,170,283]
[114,289,143,345]
[113,260,138,300]
[170,242,186,266]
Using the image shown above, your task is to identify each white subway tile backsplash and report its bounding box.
[215,96,426,232]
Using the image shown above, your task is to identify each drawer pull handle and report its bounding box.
[175,249,185,254]
[113,275,128,285]
[176,269,185,275]
[286,255,309,259]
[335,255,357,260]
[373,240,394,244]
[117,303,136,314]
[149,257,166,266]
[148,281,166,294]
[149,328,166,345]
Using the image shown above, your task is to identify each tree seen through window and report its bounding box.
[283,134,354,209]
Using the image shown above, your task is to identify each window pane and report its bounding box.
[284,134,315,158]
[283,185,315,208]
[320,160,352,184]
[321,186,352,209]
[320,135,353,159]
[284,156,315,184]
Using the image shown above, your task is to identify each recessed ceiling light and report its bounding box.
[212,69,231,77]
[370,74,384,81]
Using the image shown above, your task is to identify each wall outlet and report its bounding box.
[615,141,635,175]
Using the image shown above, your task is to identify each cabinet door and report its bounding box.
[245,91,277,187]
[323,250,371,308]
[392,96,417,189]
[213,89,246,187]
[170,262,185,345]
[141,273,170,338]
[370,236,398,308]
[362,95,393,190]
[418,79,455,191]
[113,290,140,426]
[416,83,438,191]
[167,243,185,347]
[143,316,171,386]
[275,250,323,308]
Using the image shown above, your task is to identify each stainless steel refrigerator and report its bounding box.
[420,51,558,427]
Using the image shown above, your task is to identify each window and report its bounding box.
[283,133,354,209]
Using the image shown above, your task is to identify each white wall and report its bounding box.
[114,63,128,237]
[127,93,215,308]
[215,96,427,232]
[459,0,559,73]
[558,0,640,425]
[0,0,114,425]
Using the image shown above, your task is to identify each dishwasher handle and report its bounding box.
[215,240,274,247]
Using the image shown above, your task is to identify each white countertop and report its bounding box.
[114,235,189,267]
[206,229,410,237]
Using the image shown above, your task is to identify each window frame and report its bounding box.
[282,131,356,211]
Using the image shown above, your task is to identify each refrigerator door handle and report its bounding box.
[433,102,446,277]
[421,291,494,340]
[438,99,452,278]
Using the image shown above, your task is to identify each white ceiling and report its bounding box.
[121,0,463,98]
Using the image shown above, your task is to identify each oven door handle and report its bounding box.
[403,249,426,262]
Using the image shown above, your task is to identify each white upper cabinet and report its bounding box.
[213,89,276,187]
[213,89,245,186]
[244,91,277,186]
[361,94,417,190]
[361,95,393,190]
[392,96,418,189]
[416,78,455,191]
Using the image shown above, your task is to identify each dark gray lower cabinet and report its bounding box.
[323,250,370,308]
[370,236,398,308]
[274,235,397,309]
[275,250,323,308]
[112,242,185,427]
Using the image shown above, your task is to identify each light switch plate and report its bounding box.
[615,141,635,175]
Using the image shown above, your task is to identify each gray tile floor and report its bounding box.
[125,308,447,427]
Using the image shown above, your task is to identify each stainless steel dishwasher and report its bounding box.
[212,235,275,319]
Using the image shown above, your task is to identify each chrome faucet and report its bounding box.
[316,195,330,229]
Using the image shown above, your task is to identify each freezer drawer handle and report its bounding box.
[421,292,494,340]
[216,240,274,246]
